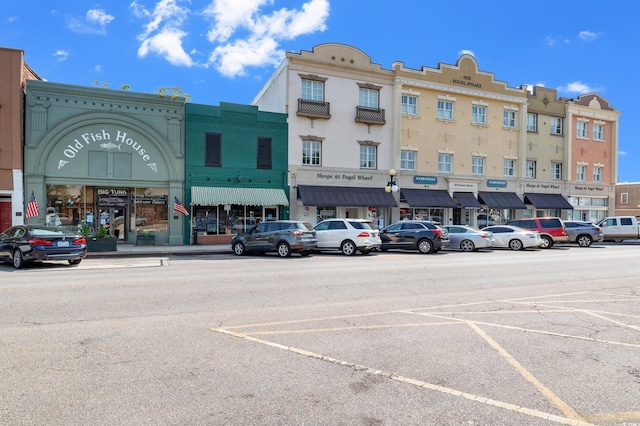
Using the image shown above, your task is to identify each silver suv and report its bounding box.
[231,220,317,257]
[563,221,604,247]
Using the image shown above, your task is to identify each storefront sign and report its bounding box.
[451,75,482,89]
[414,176,437,184]
[316,173,373,182]
[96,188,129,206]
[571,185,606,192]
[525,183,562,190]
[487,179,507,188]
[450,182,477,191]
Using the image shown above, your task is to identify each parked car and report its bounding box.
[563,221,604,247]
[506,217,568,248]
[314,218,381,255]
[380,220,448,254]
[231,220,316,257]
[443,225,495,252]
[595,216,640,241]
[0,225,87,269]
[476,213,497,228]
[482,225,544,250]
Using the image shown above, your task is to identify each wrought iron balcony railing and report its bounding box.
[355,106,386,125]
[297,99,330,118]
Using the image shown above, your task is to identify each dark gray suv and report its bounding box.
[231,220,317,257]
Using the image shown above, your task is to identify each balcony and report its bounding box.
[355,106,386,125]
[297,99,331,119]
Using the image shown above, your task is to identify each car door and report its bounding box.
[487,226,513,248]
[380,222,402,247]
[0,227,16,260]
[399,222,424,248]
[245,223,267,251]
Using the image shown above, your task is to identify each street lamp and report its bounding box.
[384,168,399,226]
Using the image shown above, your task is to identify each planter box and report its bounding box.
[86,237,118,252]
[136,235,156,246]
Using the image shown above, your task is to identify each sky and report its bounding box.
[2,0,639,182]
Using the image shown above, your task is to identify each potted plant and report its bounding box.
[136,229,156,245]
[80,224,118,252]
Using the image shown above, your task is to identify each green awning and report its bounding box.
[191,186,289,206]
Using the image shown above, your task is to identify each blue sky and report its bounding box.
[2,1,639,182]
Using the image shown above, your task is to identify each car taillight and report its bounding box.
[291,231,302,237]
[433,229,442,238]
[29,238,53,246]
[73,238,87,245]
[594,226,601,232]
[480,233,489,238]
[356,231,371,238]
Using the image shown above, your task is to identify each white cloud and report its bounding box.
[53,50,69,61]
[458,49,474,57]
[7,16,19,23]
[94,64,103,72]
[557,81,600,95]
[67,9,114,34]
[579,30,598,41]
[619,150,627,156]
[545,36,556,47]
[209,36,283,77]
[525,82,546,94]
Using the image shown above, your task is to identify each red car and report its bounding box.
[507,217,568,249]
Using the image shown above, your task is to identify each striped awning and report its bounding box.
[191,186,289,206]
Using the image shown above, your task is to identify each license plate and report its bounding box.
[57,241,70,247]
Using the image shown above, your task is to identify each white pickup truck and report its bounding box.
[596,216,640,241]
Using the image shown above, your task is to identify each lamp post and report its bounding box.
[384,168,399,227]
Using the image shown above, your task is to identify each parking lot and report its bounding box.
[1,244,639,425]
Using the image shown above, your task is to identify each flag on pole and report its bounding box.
[173,197,189,216]
[26,191,40,219]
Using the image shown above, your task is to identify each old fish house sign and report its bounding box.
[57,127,158,173]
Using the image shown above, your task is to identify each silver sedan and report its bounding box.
[444,225,495,252]
[481,225,544,250]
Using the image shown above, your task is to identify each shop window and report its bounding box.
[89,151,108,177]
[205,133,221,167]
[257,137,272,169]
[114,152,132,178]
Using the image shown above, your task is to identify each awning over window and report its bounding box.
[453,192,482,209]
[191,186,289,206]
[477,191,527,209]
[402,189,457,208]
[297,185,397,207]
[524,193,574,209]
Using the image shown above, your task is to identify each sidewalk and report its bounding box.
[86,243,232,258]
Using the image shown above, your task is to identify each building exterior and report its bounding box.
[185,102,289,245]
[24,80,187,244]
[614,183,640,217]
[0,47,42,231]
[252,43,398,227]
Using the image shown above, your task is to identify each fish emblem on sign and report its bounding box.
[100,142,122,150]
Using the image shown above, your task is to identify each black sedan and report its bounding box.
[0,225,87,269]
[379,220,449,254]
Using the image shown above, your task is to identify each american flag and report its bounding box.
[26,191,39,219]
[173,197,189,216]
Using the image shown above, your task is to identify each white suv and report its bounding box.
[314,218,381,255]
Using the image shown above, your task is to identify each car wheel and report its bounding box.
[232,242,246,256]
[341,240,356,256]
[509,239,524,251]
[277,242,291,258]
[417,238,433,254]
[299,250,311,257]
[68,259,82,265]
[460,239,475,252]
[576,234,593,247]
[13,249,25,269]
[540,235,553,249]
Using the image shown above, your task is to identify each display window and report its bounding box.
[194,205,280,235]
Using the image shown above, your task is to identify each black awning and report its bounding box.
[524,193,574,209]
[453,192,482,209]
[297,185,397,207]
[477,191,527,209]
[402,189,457,208]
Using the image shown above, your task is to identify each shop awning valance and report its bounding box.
[524,193,574,209]
[453,192,483,209]
[477,191,527,209]
[402,189,457,208]
[297,185,397,207]
[191,186,289,206]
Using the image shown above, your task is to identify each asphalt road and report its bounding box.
[1,244,639,425]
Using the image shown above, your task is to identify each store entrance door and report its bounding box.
[98,207,127,241]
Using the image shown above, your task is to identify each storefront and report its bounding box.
[24,81,186,244]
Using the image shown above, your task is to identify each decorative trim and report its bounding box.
[299,135,325,142]
[576,161,588,166]
[577,117,590,122]
[593,162,604,167]
[438,148,455,154]
[437,94,457,101]
[594,119,606,125]
[503,154,518,160]
[402,88,421,96]
[357,82,382,90]
[357,139,380,146]
[472,100,489,106]
[503,105,519,111]
[471,152,487,157]
[298,73,328,82]
[402,145,419,152]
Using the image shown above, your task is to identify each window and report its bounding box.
[576,165,587,181]
[359,88,379,108]
[302,141,321,166]
[503,159,515,177]
[621,193,629,204]
[577,121,588,138]
[551,162,562,180]
[256,137,272,169]
[526,160,536,178]
[593,166,603,182]
[503,110,517,128]
[550,117,563,135]
[438,153,452,173]
[593,123,604,140]
[437,100,454,120]
[205,133,221,167]
[401,95,417,115]
[472,156,485,175]
[360,145,377,169]
[400,150,416,171]
[527,113,537,131]
[472,106,487,125]
[301,79,323,101]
